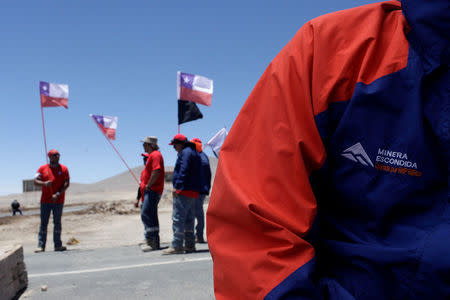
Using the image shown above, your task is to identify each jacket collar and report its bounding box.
[402,0,449,73]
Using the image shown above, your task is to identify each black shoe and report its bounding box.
[54,246,67,252]
[184,246,196,253]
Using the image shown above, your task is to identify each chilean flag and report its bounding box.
[90,114,118,140]
[177,72,213,106]
[40,81,69,108]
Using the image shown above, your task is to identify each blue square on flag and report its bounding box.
[92,115,105,126]
[180,72,195,89]
[40,81,50,96]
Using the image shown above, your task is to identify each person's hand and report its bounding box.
[145,185,151,191]
[134,199,140,208]
[51,193,59,201]
[45,181,53,187]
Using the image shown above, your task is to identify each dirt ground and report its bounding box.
[0,200,207,255]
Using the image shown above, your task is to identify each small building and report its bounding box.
[22,179,41,193]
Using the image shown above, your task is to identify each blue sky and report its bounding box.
[0,0,375,195]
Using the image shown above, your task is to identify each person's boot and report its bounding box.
[149,236,159,250]
[184,245,196,253]
[162,247,184,255]
[141,239,153,252]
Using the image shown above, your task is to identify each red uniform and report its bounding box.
[36,164,70,204]
[140,150,165,196]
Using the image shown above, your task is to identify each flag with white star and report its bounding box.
[90,114,118,140]
[39,81,69,108]
[177,71,213,106]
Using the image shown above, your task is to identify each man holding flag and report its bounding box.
[34,149,70,253]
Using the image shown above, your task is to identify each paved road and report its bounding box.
[20,243,214,299]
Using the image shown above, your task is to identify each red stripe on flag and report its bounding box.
[104,128,116,140]
[40,95,68,109]
[179,86,212,106]
[97,123,116,140]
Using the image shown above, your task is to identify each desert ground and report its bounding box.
[0,158,217,255]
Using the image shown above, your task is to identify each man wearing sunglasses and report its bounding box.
[34,149,70,253]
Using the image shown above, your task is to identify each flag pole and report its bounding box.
[92,121,139,184]
[40,105,49,164]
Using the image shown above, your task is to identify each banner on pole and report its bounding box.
[178,100,203,125]
[90,114,118,140]
[40,81,69,108]
[205,128,228,157]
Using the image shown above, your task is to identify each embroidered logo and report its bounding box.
[341,142,374,167]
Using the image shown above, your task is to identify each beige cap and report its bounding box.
[141,136,158,145]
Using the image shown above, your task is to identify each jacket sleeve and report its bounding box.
[173,149,189,190]
[207,22,326,300]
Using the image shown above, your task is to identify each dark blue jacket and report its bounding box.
[172,145,202,192]
[199,151,212,195]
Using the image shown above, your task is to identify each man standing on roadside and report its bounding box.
[191,138,211,243]
[34,149,70,253]
[139,136,165,252]
[163,134,202,255]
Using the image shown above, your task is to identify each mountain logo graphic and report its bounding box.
[342,142,374,167]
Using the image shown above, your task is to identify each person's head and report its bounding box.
[190,138,203,152]
[141,136,159,153]
[169,133,188,153]
[47,149,60,165]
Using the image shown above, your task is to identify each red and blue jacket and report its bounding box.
[207,1,449,299]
